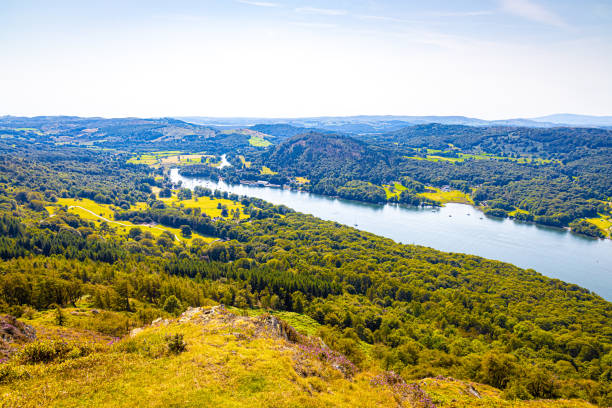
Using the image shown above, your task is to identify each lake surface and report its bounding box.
[171,169,612,301]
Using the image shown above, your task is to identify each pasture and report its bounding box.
[159,194,249,220]
[418,187,474,205]
[249,135,272,147]
[260,166,278,175]
[46,198,216,244]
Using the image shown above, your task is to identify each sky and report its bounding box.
[1,0,611,119]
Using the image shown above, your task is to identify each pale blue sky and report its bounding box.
[1,0,611,118]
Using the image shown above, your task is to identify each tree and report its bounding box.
[180,225,192,238]
[114,279,133,312]
[128,227,143,240]
[480,352,516,389]
[177,188,192,201]
[163,295,182,316]
[159,188,172,198]
[54,304,65,326]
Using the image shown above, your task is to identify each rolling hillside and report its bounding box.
[0,307,601,408]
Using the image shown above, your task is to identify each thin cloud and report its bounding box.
[501,0,568,28]
[430,10,494,17]
[295,7,347,16]
[290,21,338,29]
[237,0,279,7]
[356,15,412,23]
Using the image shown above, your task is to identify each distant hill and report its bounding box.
[249,123,322,138]
[362,123,612,156]
[0,116,241,152]
[531,114,612,127]
[178,114,612,132]
[262,132,399,187]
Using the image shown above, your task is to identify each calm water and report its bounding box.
[171,169,612,301]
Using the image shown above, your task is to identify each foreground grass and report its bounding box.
[1,309,599,408]
[2,314,398,408]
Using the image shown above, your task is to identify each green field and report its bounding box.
[508,208,530,217]
[160,194,249,220]
[14,127,43,135]
[249,136,272,147]
[238,155,252,168]
[418,187,474,204]
[405,149,558,165]
[382,182,407,199]
[46,197,217,244]
[260,166,278,175]
[587,216,612,237]
[127,151,183,165]
[127,152,221,167]
[294,176,310,184]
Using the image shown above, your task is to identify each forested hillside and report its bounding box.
[226,126,612,236]
[0,140,610,406]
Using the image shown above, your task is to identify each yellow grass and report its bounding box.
[260,166,278,175]
[295,177,310,184]
[1,310,597,408]
[159,194,249,220]
[238,155,252,168]
[46,198,216,244]
[1,310,399,408]
[418,187,474,205]
[382,182,407,199]
[587,216,612,237]
[249,135,272,147]
[160,154,209,165]
[508,208,529,217]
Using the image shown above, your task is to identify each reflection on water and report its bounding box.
[171,169,612,301]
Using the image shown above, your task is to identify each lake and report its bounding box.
[171,169,612,301]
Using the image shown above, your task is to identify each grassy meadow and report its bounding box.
[1,306,599,408]
[249,136,272,147]
[260,166,278,175]
[45,197,225,244]
[587,216,612,237]
[418,187,474,205]
[159,194,249,220]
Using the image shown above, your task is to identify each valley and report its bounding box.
[0,116,611,407]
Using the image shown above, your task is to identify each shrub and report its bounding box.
[18,341,63,364]
[18,341,91,364]
[166,334,187,355]
[0,364,29,384]
[502,380,532,400]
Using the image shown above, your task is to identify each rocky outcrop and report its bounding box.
[0,315,37,359]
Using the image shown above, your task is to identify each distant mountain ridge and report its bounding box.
[177,114,612,132]
[531,114,612,127]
